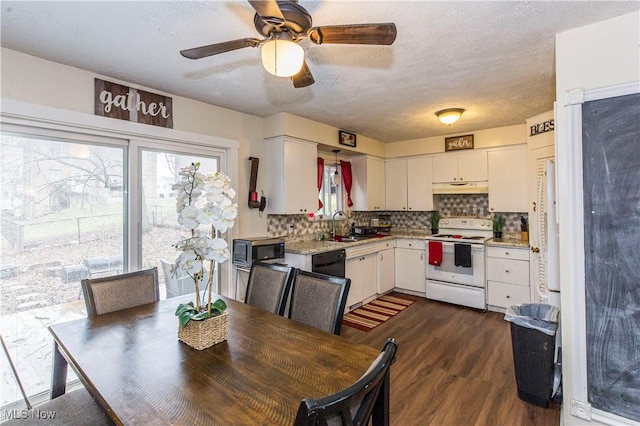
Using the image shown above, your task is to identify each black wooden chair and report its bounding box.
[81,267,159,316]
[288,270,350,335]
[294,338,398,426]
[244,261,296,316]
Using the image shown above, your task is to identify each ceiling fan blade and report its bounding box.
[248,0,285,25]
[308,23,397,45]
[180,38,261,59]
[291,60,315,88]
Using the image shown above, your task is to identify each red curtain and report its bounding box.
[340,160,353,207]
[317,157,324,209]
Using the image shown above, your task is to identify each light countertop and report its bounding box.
[486,238,530,248]
[285,233,429,255]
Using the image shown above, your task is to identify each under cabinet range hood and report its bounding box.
[432,181,489,194]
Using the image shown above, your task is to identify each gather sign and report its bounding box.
[94,79,173,128]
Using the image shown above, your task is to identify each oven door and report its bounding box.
[426,242,485,288]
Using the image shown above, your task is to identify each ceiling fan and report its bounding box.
[180,0,397,88]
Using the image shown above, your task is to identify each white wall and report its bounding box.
[385,124,526,158]
[555,11,640,426]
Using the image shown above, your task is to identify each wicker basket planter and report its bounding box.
[178,311,228,350]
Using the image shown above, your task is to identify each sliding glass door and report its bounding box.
[0,131,227,409]
[137,147,221,299]
[0,131,125,407]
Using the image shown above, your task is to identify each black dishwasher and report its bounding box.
[312,249,346,278]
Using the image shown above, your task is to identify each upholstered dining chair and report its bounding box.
[287,270,350,335]
[244,261,296,316]
[81,267,159,317]
[293,338,398,426]
[1,333,111,426]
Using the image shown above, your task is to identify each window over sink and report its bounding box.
[318,163,344,217]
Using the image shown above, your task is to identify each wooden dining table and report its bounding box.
[48,294,381,425]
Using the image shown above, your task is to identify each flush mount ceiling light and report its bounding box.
[435,108,465,126]
[261,32,304,77]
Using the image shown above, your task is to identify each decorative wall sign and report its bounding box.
[338,130,357,147]
[445,134,474,151]
[94,79,173,128]
[530,119,555,136]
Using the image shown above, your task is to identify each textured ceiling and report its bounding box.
[1,1,638,142]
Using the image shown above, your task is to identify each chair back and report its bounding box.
[294,338,398,426]
[288,270,350,335]
[245,261,296,316]
[160,259,197,299]
[81,267,159,316]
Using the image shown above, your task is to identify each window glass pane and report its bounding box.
[318,164,343,217]
[139,150,221,299]
[0,133,124,406]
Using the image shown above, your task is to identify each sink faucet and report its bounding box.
[331,210,346,239]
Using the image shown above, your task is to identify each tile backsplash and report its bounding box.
[268,193,528,241]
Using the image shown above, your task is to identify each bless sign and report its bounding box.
[530,119,554,136]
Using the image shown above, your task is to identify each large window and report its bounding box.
[0,126,229,409]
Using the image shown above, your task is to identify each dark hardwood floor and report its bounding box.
[340,295,561,426]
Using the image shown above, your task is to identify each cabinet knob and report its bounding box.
[505,270,510,273]
[531,247,540,253]
[505,251,510,255]
[506,295,511,299]
[453,177,457,181]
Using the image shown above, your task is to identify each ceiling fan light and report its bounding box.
[435,108,465,126]
[261,39,304,77]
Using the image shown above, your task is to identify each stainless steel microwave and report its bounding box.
[232,237,285,268]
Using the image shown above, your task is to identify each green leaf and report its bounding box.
[178,311,193,328]
[191,311,211,321]
[175,302,196,317]
[212,299,227,312]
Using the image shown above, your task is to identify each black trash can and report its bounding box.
[505,303,559,408]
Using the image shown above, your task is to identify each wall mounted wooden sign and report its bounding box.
[94,79,173,128]
[445,134,474,151]
[530,119,554,136]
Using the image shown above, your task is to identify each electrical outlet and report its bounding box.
[287,224,294,234]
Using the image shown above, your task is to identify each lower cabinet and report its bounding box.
[486,246,530,311]
[394,239,426,294]
[345,253,377,310]
[376,248,395,294]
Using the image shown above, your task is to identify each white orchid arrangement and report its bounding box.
[172,162,238,327]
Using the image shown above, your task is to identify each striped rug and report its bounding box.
[342,293,415,332]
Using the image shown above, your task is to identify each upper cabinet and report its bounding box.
[433,150,487,183]
[264,136,317,214]
[385,157,433,211]
[351,155,385,211]
[488,145,528,212]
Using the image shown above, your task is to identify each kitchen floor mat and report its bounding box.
[342,292,415,332]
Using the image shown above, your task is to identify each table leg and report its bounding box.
[50,341,68,399]
[372,371,390,426]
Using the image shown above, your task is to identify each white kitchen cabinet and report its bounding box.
[488,145,528,213]
[433,150,487,183]
[345,253,377,310]
[351,155,385,211]
[486,246,530,311]
[264,136,317,214]
[384,157,433,211]
[407,157,434,211]
[384,158,408,210]
[376,244,395,294]
[394,239,426,294]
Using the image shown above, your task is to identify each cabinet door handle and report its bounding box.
[421,253,424,261]
[380,254,384,261]
[531,247,540,253]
